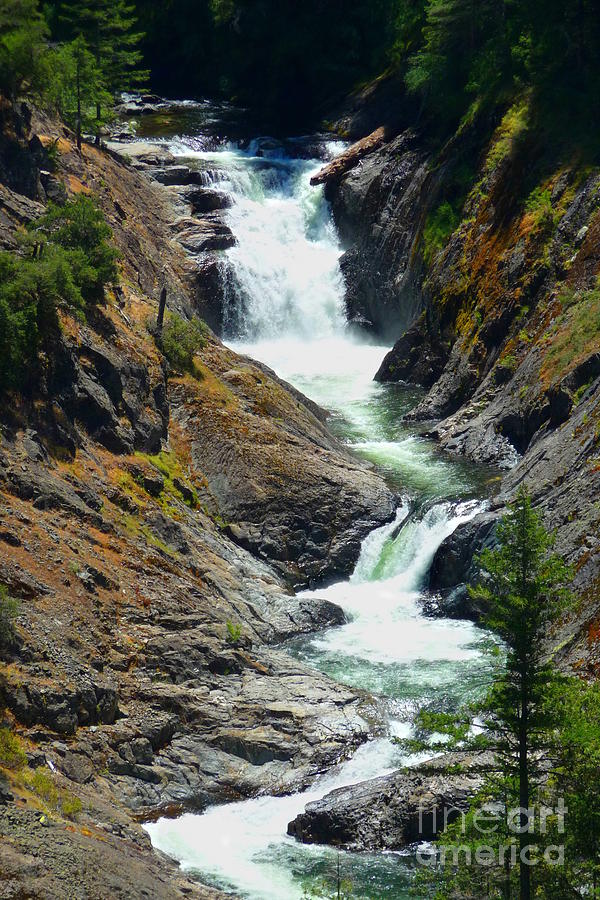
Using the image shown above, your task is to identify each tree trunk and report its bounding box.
[519,670,531,900]
[156,285,167,334]
[95,101,101,146]
[76,62,82,153]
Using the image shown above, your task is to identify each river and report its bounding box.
[136,125,496,898]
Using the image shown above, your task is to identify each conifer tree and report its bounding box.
[405,488,573,899]
[0,0,48,97]
[58,0,147,139]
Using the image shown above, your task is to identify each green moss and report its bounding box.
[422,201,461,265]
[484,98,530,174]
[136,450,200,511]
[542,281,600,382]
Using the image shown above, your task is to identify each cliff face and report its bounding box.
[323,129,431,338]
[0,102,395,896]
[321,97,600,671]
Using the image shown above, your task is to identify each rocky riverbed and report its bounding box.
[0,101,397,896]
[313,88,600,671]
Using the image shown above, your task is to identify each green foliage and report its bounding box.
[543,280,600,382]
[225,620,242,646]
[158,314,208,374]
[24,765,83,818]
[55,0,147,132]
[545,679,600,895]
[0,0,48,97]
[0,585,19,649]
[422,200,460,265]
[31,196,119,302]
[43,36,112,144]
[524,186,556,232]
[0,197,117,394]
[403,488,573,898]
[58,0,147,93]
[405,0,600,136]
[0,727,27,770]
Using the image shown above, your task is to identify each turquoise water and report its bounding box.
[144,135,496,899]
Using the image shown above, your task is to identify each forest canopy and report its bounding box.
[130,0,600,133]
[3,0,600,136]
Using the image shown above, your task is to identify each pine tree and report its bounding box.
[46,35,109,150]
[0,0,48,97]
[404,487,573,899]
[59,0,147,140]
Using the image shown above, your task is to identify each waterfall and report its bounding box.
[146,499,487,900]
[145,131,493,900]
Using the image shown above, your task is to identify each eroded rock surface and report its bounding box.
[0,102,394,897]
[288,753,485,851]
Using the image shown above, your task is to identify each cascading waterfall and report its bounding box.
[146,134,493,898]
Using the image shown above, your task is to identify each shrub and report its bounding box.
[31,196,119,304]
[0,727,27,771]
[525,186,556,232]
[24,766,82,819]
[0,584,19,649]
[159,314,208,374]
[0,197,118,395]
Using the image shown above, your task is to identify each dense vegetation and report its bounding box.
[3,0,600,136]
[0,197,118,393]
[126,0,600,135]
[1,0,145,145]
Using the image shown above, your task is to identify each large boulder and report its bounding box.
[288,754,485,851]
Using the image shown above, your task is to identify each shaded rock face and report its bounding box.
[0,98,46,201]
[170,346,397,587]
[320,131,433,340]
[425,511,499,620]
[288,754,484,851]
[375,313,449,388]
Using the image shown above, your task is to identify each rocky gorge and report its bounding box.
[0,100,401,897]
[0,76,599,898]
[315,86,600,670]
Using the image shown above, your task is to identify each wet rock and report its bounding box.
[375,315,448,387]
[427,511,498,620]
[171,215,236,253]
[190,254,226,333]
[288,754,484,851]
[182,187,232,214]
[151,165,205,187]
[325,131,432,339]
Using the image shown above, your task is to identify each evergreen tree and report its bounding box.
[0,0,48,97]
[46,35,108,150]
[58,0,146,139]
[405,488,573,899]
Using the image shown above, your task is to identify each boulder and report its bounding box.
[288,754,485,851]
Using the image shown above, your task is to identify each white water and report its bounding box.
[146,137,493,898]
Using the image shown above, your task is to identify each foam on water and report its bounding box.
[144,135,492,899]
